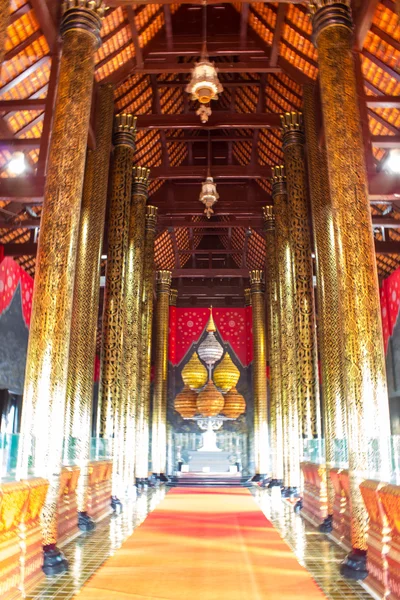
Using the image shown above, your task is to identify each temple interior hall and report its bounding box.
[0,0,400,599]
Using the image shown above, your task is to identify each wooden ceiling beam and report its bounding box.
[270,4,288,67]
[375,240,400,254]
[371,135,400,149]
[150,165,272,179]
[0,99,47,112]
[107,0,301,5]
[240,3,249,47]
[126,6,144,69]
[172,268,250,278]
[29,0,57,51]
[365,96,400,108]
[165,135,253,142]
[354,0,381,50]
[136,112,281,129]
[137,61,281,74]
[163,5,174,51]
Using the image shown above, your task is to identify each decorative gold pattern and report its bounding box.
[0,0,8,66]
[249,269,269,476]
[281,111,320,441]
[169,289,178,307]
[272,166,301,488]
[17,4,103,546]
[263,205,284,482]
[135,205,158,480]
[99,113,136,497]
[65,84,114,514]
[120,166,150,492]
[303,84,346,515]
[152,270,172,475]
[310,2,391,551]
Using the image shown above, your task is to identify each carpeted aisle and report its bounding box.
[77,487,327,600]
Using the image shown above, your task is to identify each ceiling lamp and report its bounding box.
[185,50,223,106]
[197,380,225,418]
[8,152,26,175]
[182,352,208,391]
[221,387,246,419]
[213,352,240,393]
[199,176,219,219]
[174,384,198,418]
[198,308,223,368]
[385,149,400,174]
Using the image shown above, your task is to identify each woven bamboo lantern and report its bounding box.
[174,385,198,418]
[196,380,225,417]
[213,352,240,393]
[182,352,208,390]
[221,387,246,419]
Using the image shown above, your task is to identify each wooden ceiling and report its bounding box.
[0,0,399,305]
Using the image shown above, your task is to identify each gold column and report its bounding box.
[65,84,114,531]
[152,270,172,479]
[281,111,320,443]
[135,206,158,483]
[303,84,347,527]
[309,1,391,564]
[120,167,150,493]
[17,1,104,570]
[249,270,269,479]
[263,206,284,485]
[272,166,301,492]
[0,0,9,65]
[99,114,136,504]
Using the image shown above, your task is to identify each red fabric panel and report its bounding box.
[380,267,400,354]
[169,306,177,363]
[0,257,33,327]
[174,308,210,365]
[213,309,248,366]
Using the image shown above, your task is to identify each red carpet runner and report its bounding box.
[78,487,327,599]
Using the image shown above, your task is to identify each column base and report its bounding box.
[340,549,368,580]
[319,515,333,533]
[281,487,298,498]
[42,544,69,576]
[268,479,283,488]
[78,511,96,532]
[111,496,123,513]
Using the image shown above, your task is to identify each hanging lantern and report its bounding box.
[213,352,240,393]
[174,385,198,419]
[185,51,223,105]
[199,177,219,219]
[197,380,225,417]
[198,309,223,367]
[221,387,246,419]
[182,352,208,390]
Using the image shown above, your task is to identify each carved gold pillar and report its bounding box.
[99,114,136,503]
[281,111,320,444]
[0,0,9,65]
[120,167,150,494]
[303,84,347,527]
[17,1,104,572]
[249,270,269,479]
[273,166,301,492]
[310,1,391,567]
[152,270,172,479]
[65,84,114,531]
[264,206,284,485]
[135,206,158,482]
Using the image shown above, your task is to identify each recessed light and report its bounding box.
[385,149,400,174]
[8,152,26,175]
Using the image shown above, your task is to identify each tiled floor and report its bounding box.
[26,485,375,600]
[25,486,167,599]
[252,487,374,600]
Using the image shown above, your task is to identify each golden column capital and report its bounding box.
[309,1,353,44]
[249,269,264,292]
[61,0,105,47]
[156,270,172,293]
[113,114,137,149]
[271,165,287,198]
[145,205,158,231]
[132,166,150,197]
[281,111,305,149]
[169,288,178,306]
[244,288,252,307]
[263,205,275,232]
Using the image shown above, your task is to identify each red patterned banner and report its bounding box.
[381,267,400,353]
[169,307,253,366]
[0,257,34,327]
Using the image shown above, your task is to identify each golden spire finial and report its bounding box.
[206,306,216,333]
